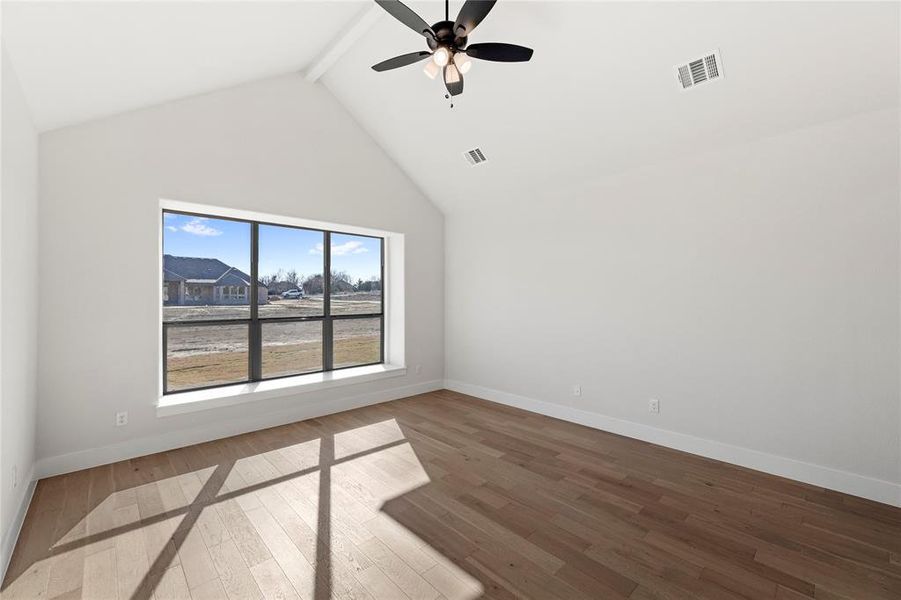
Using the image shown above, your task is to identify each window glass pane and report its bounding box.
[333,318,381,369]
[258,225,324,318]
[163,213,251,322]
[261,321,323,379]
[330,234,382,316]
[166,324,248,392]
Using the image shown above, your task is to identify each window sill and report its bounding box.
[157,364,407,417]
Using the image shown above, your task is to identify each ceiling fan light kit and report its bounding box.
[423,60,441,79]
[372,0,533,99]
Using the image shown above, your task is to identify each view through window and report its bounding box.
[162,211,383,393]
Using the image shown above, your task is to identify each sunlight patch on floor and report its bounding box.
[333,418,406,460]
[5,419,482,599]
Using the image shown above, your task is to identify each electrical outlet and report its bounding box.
[116,411,128,426]
[12,465,18,489]
[649,399,660,414]
[572,385,582,396]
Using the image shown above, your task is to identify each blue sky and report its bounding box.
[163,213,381,282]
[329,233,382,283]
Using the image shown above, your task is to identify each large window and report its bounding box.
[162,210,384,394]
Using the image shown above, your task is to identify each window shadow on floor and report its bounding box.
[1,399,464,600]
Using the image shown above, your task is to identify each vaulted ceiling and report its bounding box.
[322,1,899,214]
[1,0,361,131]
[4,1,898,213]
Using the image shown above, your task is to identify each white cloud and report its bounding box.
[181,218,222,236]
[309,240,369,256]
[333,241,369,256]
[166,225,178,232]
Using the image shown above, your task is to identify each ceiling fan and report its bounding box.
[371,0,533,97]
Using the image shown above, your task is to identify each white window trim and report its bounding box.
[157,363,407,417]
[158,198,406,415]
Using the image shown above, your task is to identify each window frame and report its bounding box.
[162,209,385,395]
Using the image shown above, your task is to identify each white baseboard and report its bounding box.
[1,466,36,584]
[35,379,443,480]
[444,379,901,508]
[30,377,901,506]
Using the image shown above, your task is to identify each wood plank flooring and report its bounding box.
[4,389,901,599]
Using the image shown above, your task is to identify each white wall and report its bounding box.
[36,74,444,473]
[1,48,39,569]
[446,108,901,505]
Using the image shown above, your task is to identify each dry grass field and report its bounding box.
[165,316,380,392]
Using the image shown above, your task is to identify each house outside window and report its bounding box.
[162,210,384,394]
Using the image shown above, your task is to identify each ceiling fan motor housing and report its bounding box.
[370,0,533,97]
[429,20,467,52]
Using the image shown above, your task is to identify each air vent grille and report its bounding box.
[689,59,707,84]
[675,50,723,90]
[463,147,487,166]
[677,65,692,89]
[704,54,718,78]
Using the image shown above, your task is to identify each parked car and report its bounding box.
[282,289,303,299]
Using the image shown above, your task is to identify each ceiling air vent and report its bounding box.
[675,50,723,90]
[463,147,487,167]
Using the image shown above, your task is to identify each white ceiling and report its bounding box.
[323,1,900,213]
[3,1,898,213]
[1,0,365,131]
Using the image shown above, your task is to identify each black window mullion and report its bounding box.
[380,314,385,364]
[330,313,382,320]
[380,236,386,364]
[162,323,168,393]
[250,222,261,381]
[323,231,333,371]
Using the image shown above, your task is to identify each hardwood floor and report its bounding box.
[4,389,901,599]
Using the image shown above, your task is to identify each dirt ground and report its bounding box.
[163,293,381,322]
[165,315,380,392]
[165,336,379,391]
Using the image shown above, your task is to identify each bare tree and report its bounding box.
[261,268,285,288]
[286,269,299,286]
[329,270,354,293]
[303,274,323,295]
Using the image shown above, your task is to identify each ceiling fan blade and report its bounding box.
[444,64,464,96]
[372,51,432,72]
[375,0,435,39]
[453,0,497,37]
[465,42,533,62]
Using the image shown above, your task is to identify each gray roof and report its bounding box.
[163,255,260,286]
